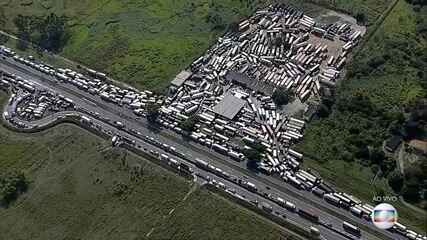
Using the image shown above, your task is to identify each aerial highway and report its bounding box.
[0,52,418,240]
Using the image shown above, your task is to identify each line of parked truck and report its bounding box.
[1,69,75,120]
[0,45,161,117]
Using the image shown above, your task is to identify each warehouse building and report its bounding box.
[226,70,274,95]
[213,93,246,120]
[171,70,192,88]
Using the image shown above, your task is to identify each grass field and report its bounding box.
[0,0,266,93]
[0,91,291,240]
[297,0,427,232]
[312,0,393,25]
[149,188,288,240]
[0,0,393,93]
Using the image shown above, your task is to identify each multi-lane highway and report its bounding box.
[0,56,412,240]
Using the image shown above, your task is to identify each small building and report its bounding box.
[171,70,192,88]
[385,136,402,152]
[213,93,246,120]
[304,104,318,122]
[225,70,274,95]
[408,139,427,156]
[226,70,251,87]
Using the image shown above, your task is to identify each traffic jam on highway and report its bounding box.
[0,3,426,240]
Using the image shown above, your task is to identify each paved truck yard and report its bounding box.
[161,4,363,178]
[0,3,426,240]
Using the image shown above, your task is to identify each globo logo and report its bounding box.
[371,203,398,230]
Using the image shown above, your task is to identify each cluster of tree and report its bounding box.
[0,171,28,207]
[319,93,403,177]
[272,88,294,106]
[0,34,9,45]
[347,52,387,79]
[331,93,426,205]
[13,13,69,52]
[391,99,427,140]
[146,103,160,123]
[111,181,130,198]
[387,99,427,205]
[414,6,427,38]
[316,92,336,118]
[206,3,227,30]
[348,38,426,84]
[388,159,427,205]
[328,78,426,205]
[335,92,381,116]
[243,141,266,170]
[355,12,367,25]
[227,21,240,33]
[206,0,259,31]
[179,115,199,133]
[406,0,427,6]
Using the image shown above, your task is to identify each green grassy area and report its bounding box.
[0,91,289,240]
[313,0,393,25]
[0,0,266,93]
[0,0,393,93]
[334,0,392,25]
[297,0,427,232]
[150,188,290,240]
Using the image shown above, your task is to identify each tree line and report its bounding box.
[13,13,69,53]
[0,171,28,207]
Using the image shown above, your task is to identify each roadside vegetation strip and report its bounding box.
[205,184,311,240]
[150,185,296,240]
[352,0,400,58]
[0,30,137,91]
